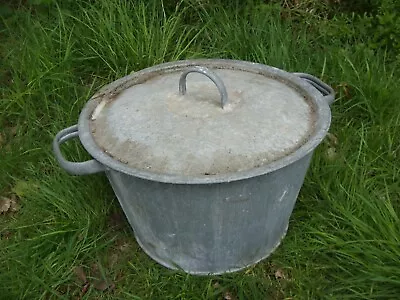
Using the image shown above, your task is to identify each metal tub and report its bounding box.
[53,59,334,275]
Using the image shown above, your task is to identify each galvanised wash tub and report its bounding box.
[53,59,335,275]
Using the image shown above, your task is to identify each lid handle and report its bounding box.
[179,66,228,109]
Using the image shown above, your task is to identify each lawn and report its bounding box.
[1,0,399,299]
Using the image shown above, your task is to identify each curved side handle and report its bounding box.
[293,72,335,105]
[179,66,228,109]
[53,125,105,175]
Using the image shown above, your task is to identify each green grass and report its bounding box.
[1,0,399,299]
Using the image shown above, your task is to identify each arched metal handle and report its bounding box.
[53,125,105,175]
[293,72,335,105]
[179,66,228,109]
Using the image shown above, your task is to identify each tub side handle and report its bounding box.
[53,124,105,175]
[293,72,335,105]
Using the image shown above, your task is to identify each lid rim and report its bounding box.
[78,59,331,184]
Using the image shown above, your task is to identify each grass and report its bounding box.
[1,0,399,298]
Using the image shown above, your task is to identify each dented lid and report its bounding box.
[89,65,315,176]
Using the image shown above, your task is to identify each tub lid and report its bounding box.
[89,65,315,176]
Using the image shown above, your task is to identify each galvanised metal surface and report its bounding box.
[105,153,312,274]
[53,59,335,275]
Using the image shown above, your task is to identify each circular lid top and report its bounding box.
[89,64,316,176]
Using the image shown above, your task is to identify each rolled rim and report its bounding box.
[78,59,331,184]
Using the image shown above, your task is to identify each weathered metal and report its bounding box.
[53,59,334,275]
